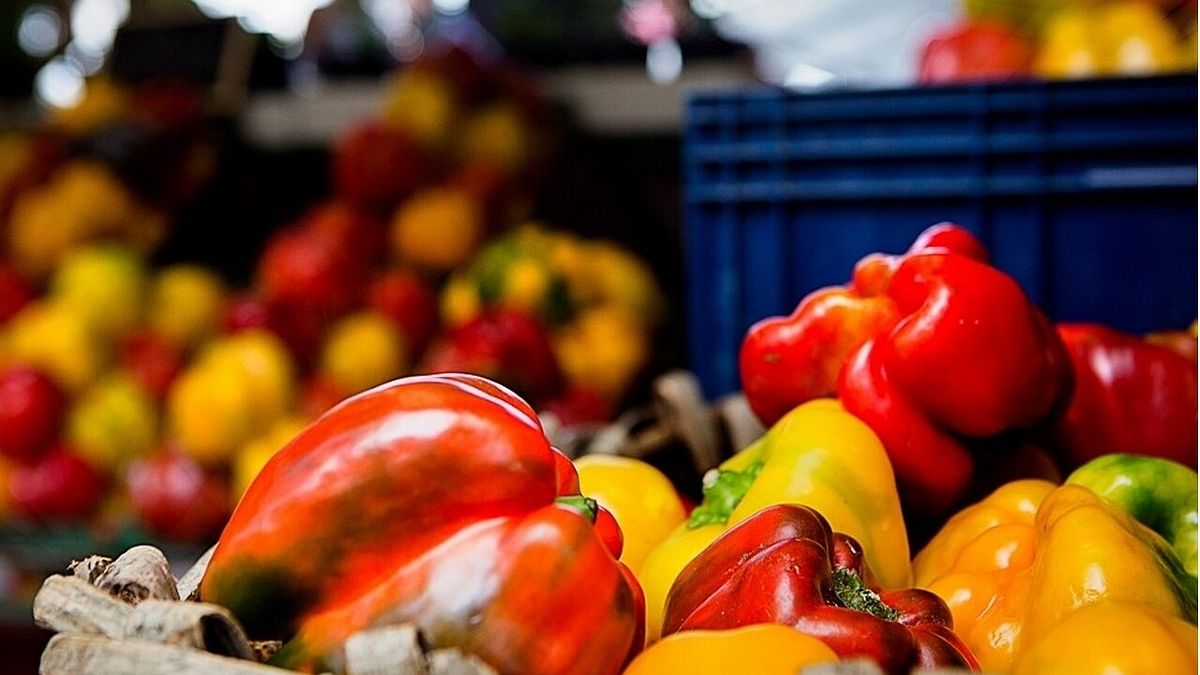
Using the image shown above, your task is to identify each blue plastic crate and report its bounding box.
[684,75,1198,398]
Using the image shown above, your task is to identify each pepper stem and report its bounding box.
[831,568,899,621]
[687,461,763,529]
[555,495,599,523]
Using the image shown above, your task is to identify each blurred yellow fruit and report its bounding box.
[5,301,105,392]
[381,70,457,150]
[499,258,551,315]
[466,223,577,326]
[9,185,93,280]
[1102,1,1184,75]
[67,374,157,471]
[167,362,255,466]
[233,416,308,498]
[51,77,131,136]
[50,244,147,340]
[459,103,529,173]
[1037,2,1185,78]
[8,161,156,279]
[392,188,485,271]
[148,265,226,349]
[202,330,296,426]
[575,454,687,572]
[1037,9,1107,78]
[0,134,30,192]
[441,273,482,329]
[555,307,650,402]
[320,312,408,395]
[577,242,666,328]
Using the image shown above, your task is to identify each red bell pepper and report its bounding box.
[201,373,642,675]
[663,504,978,675]
[740,224,1072,514]
[1053,323,1198,470]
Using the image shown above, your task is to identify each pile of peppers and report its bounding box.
[191,221,1197,675]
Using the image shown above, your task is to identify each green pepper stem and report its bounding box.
[831,569,899,621]
[555,495,599,523]
[686,462,763,529]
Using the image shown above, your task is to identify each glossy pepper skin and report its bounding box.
[1066,453,1198,579]
[1054,323,1198,470]
[638,399,910,642]
[663,504,978,675]
[914,480,1198,673]
[1013,602,1197,675]
[201,373,643,675]
[622,624,837,675]
[741,223,1072,515]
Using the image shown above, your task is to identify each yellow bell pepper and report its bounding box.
[575,454,687,574]
[639,399,910,641]
[915,481,1198,673]
[622,624,838,675]
[1014,602,1197,675]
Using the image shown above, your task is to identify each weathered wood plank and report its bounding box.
[33,576,132,638]
[95,545,179,604]
[40,634,297,675]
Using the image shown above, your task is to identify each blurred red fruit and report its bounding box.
[224,293,326,368]
[332,121,426,210]
[919,20,1034,84]
[421,309,562,404]
[121,330,184,399]
[257,227,363,314]
[9,446,105,521]
[366,269,438,358]
[0,264,34,323]
[0,366,66,463]
[302,201,388,268]
[126,449,231,540]
[223,293,272,334]
[541,386,613,426]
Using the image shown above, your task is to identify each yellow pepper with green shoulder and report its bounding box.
[639,398,911,641]
[915,480,1198,673]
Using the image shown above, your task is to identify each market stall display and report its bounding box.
[0,50,667,637]
[0,4,1195,674]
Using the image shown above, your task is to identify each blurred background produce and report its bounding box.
[0,0,1194,672]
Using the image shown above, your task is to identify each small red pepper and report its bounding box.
[663,504,978,675]
[740,224,1073,514]
[1053,323,1198,470]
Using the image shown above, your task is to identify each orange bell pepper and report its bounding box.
[914,480,1197,672]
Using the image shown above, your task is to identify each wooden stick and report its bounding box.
[343,625,427,675]
[95,545,179,604]
[124,599,254,660]
[426,649,498,675]
[33,576,133,638]
[40,634,297,675]
[176,545,216,601]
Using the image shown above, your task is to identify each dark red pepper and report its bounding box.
[1053,323,1198,470]
[664,504,978,675]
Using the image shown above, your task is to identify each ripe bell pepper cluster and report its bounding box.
[199,223,1196,675]
[741,223,1197,516]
